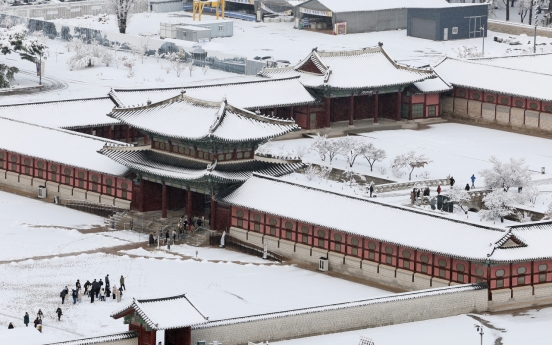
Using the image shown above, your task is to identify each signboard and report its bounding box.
[261,3,292,16]
[299,7,332,17]
[226,0,253,4]
[334,22,346,35]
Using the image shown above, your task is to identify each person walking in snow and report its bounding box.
[37,309,43,320]
[465,184,470,191]
[8,322,13,329]
[165,230,169,245]
[449,176,455,188]
[149,232,154,247]
[71,288,78,305]
[99,287,105,301]
[437,185,441,195]
[97,279,104,298]
[60,286,68,304]
[76,279,81,291]
[105,274,110,289]
[33,317,40,328]
[83,280,91,296]
[120,275,126,291]
[56,307,62,321]
[369,183,374,198]
[112,285,117,301]
[197,217,203,228]
[77,288,82,303]
[172,230,177,243]
[471,174,476,188]
[23,312,29,327]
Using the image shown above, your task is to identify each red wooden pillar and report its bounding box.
[325,97,331,127]
[374,92,379,123]
[396,91,402,121]
[210,196,217,230]
[274,107,278,118]
[161,182,168,219]
[187,189,193,218]
[290,106,294,120]
[126,125,130,143]
[408,95,413,120]
[108,125,113,140]
[349,95,354,126]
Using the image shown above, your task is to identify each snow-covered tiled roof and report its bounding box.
[193,284,485,329]
[434,57,552,102]
[469,53,552,76]
[182,77,316,109]
[0,97,118,129]
[294,47,435,90]
[0,117,130,176]
[413,74,452,94]
[100,149,303,183]
[300,0,449,13]
[109,94,299,143]
[109,76,267,107]
[220,175,552,263]
[258,67,301,79]
[111,294,208,330]
[44,331,137,345]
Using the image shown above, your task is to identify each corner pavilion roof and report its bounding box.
[291,46,435,91]
[220,174,552,263]
[108,94,299,143]
[99,148,303,184]
[111,294,208,330]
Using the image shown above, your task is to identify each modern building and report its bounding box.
[149,0,183,13]
[295,0,450,34]
[160,20,233,41]
[407,3,488,41]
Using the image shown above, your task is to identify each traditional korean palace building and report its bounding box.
[99,92,302,223]
[259,45,450,128]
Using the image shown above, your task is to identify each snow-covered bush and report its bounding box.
[202,65,209,75]
[311,134,330,161]
[304,164,319,181]
[118,56,136,77]
[391,151,432,181]
[448,185,471,212]
[187,62,196,77]
[452,46,482,58]
[479,156,531,191]
[544,202,552,220]
[101,49,115,67]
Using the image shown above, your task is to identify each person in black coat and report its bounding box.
[197,218,202,227]
[8,322,14,329]
[465,184,470,191]
[97,279,104,298]
[71,289,78,304]
[60,286,68,304]
[56,307,62,321]
[83,280,91,296]
[369,184,374,198]
[76,280,81,291]
[449,176,455,187]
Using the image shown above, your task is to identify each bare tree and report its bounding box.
[107,0,141,34]
[339,136,365,167]
[391,151,432,181]
[362,142,387,172]
[187,62,196,77]
[518,0,532,23]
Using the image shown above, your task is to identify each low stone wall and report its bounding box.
[488,19,552,38]
[489,283,552,311]
[442,96,552,137]
[0,169,130,209]
[191,285,488,345]
[45,331,138,345]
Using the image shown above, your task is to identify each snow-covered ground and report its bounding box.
[52,11,552,65]
[267,123,552,188]
[274,307,552,345]
[0,37,241,105]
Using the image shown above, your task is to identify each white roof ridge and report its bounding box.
[249,173,506,233]
[442,56,552,77]
[0,116,130,147]
[0,96,112,108]
[469,51,552,61]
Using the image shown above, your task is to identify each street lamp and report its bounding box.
[480,26,485,57]
[474,323,484,345]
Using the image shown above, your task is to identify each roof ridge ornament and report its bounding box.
[207,159,217,172]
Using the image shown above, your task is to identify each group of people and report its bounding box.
[410,174,477,204]
[7,309,45,331]
[75,274,126,304]
[148,216,205,247]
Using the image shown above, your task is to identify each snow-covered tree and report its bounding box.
[68,40,102,69]
[342,166,366,188]
[339,136,365,167]
[362,142,387,172]
[132,38,149,63]
[452,46,482,58]
[118,56,136,77]
[479,156,531,191]
[391,151,432,181]
[166,51,186,77]
[518,183,540,205]
[101,49,115,67]
[187,62,196,77]
[318,165,332,181]
[479,190,516,223]
[543,202,552,220]
[327,139,346,163]
[107,0,143,34]
[0,63,18,88]
[67,36,84,54]
[110,41,122,56]
[202,65,209,75]
[448,185,471,212]
[517,0,532,23]
[153,50,164,63]
[311,134,330,161]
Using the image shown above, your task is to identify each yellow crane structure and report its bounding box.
[192,0,226,21]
